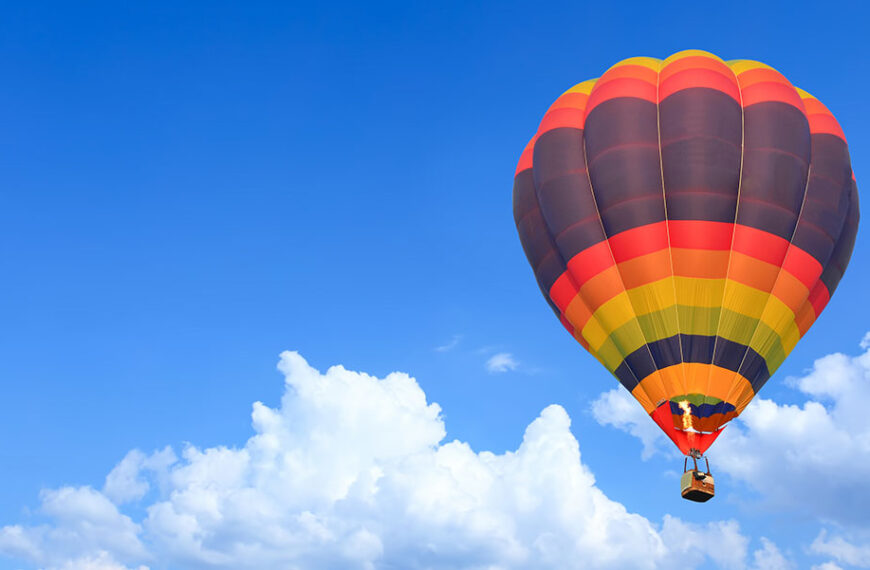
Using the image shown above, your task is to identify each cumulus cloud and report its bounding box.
[486,352,519,373]
[716,337,870,526]
[592,334,870,529]
[591,388,675,460]
[103,447,176,505]
[0,352,787,569]
[0,486,148,569]
[751,538,793,570]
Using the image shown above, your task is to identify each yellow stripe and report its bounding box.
[562,79,598,96]
[609,56,662,71]
[663,49,726,65]
[674,276,725,307]
[580,291,637,349]
[795,87,816,100]
[726,59,775,74]
[575,276,801,375]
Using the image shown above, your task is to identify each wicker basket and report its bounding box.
[681,469,715,502]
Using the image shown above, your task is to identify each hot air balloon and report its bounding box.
[513,50,859,502]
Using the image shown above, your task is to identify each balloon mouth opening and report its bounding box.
[651,401,728,455]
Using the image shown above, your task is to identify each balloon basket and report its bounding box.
[681,451,714,502]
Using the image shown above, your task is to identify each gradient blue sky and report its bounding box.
[1,1,869,568]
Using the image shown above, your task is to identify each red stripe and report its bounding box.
[537,107,586,134]
[651,403,725,455]
[609,221,669,262]
[586,77,658,112]
[668,220,733,250]
[566,240,614,283]
[808,113,847,142]
[545,222,819,317]
[559,313,575,334]
[808,281,831,316]
[515,137,535,175]
[740,81,804,109]
[732,225,789,266]
[550,272,579,313]
[781,245,823,289]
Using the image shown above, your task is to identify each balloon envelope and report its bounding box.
[513,50,859,454]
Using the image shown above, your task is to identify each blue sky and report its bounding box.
[1,1,869,568]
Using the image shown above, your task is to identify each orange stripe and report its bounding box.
[770,269,811,315]
[726,251,781,293]
[659,67,740,102]
[547,223,822,320]
[546,92,590,113]
[564,290,594,332]
[671,248,729,278]
[802,97,834,117]
[660,55,734,82]
[617,249,672,289]
[734,67,792,88]
[578,264,623,309]
[596,63,659,85]
[554,249,812,334]
[794,301,816,336]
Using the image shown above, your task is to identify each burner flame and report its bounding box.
[678,400,694,431]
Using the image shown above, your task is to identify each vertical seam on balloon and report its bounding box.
[527,91,644,395]
[580,68,669,412]
[700,59,746,430]
[723,79,814,414]
[654,57,691,410]
[732,165,813,412]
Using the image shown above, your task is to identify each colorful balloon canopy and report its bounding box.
[513,50,859,455]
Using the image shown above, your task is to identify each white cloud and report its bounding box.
[0,486,149,570]
[751,538,793,570]
[811,563,844,570]
[486,352,519,373]
[592,334,870,528]
[0,351,786,569]
[659,516,748,569]
[103,447,177,505]
[811,529,870,568]
[52,551,149,570]
[435,334,462,352]
[591,388,675,460]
